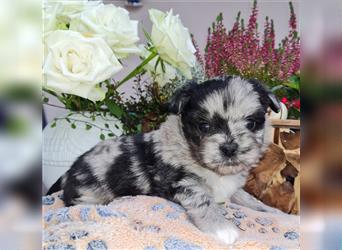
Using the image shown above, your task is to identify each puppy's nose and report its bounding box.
[220,142,238,157]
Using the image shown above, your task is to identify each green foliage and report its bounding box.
[45,74,182,136]
[111,75,181,135]
[100,133,105,140]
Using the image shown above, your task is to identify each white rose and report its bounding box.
[43,30,122,101]
[70,4,140,59]
[140,47,177,88]
[149,9,196,79]
[43,0,101,33]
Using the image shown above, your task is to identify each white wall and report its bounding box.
[43,0,299,123]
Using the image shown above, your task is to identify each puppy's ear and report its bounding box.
[249,79,281,113]
[167,82,197,114]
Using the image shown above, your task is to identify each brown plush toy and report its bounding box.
[244,131,300,214]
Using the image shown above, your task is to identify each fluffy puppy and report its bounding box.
[47,76,281,244]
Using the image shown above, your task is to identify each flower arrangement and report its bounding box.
[43,1,197,137]
[195,0,300,118]
[43,0,300,140]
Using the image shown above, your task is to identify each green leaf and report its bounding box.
[136,124,142,133]
[216,12,223,22]
[85,124,92,130]
[100,133,105,140]
[43,97,49,103]
[105,99,124,118]
[65,118,71,123]
[116,50,158,89]
[154,56,161,71]
[283,81,299,92]
[289,75,300,83]
[160,59,166,73]
[50,122,56,128]
[271,85,285,92]
[105,123,109,128]
[71,123,76,129]
[142,27,152,42]
[108,133,115,137]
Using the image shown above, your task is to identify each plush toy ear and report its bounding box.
[167,82,197,114]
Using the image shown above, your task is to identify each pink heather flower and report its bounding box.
[289,2,297,31]
[191,34,204,67]
[203,0,299,85]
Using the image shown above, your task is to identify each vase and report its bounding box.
[266,102,288,142]
[43,112,122,189]
[269,102,288,120]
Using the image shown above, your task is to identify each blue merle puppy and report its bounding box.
[47,76,281,244]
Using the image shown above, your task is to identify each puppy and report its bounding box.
[47,76,281,244]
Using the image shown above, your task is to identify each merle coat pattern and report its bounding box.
[47,76,281,244]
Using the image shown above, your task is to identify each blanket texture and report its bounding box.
[43,193,299,250]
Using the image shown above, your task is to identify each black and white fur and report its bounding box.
[47,76,281,244]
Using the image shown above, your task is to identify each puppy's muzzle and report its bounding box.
[219,142,238,158]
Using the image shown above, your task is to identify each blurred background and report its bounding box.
[0,0,41,249]
[0,0,342,249]
[301,0,342,249]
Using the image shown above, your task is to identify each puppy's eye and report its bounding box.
[199,122,210,133]
[247,120,257,131]
[246,118,264,131]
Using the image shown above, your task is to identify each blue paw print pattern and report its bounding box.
[232,218,241,227]
[96,207,126,218]
[258,227,268,234]
[167,201,186,213]
[43,231,59,242]
[55,207,71,223]
[145,225,161,233]
[43,196,55,206]
[233,210,247,219]
[255,217,273,226]
[45,243,76,250]
[166,211,179,220]
[284,231,299,240]
[87,240,107,250]
[270,246,287,250]
[70,230,89,240]
[44,210,54,223]
[272,227,280,233]
[247,221,255,228]
[164,237,203,250]
[151,203,164,211]
[80,207,91,221]
[144,246,157,250]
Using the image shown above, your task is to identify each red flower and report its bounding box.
[292,99,300,109]
[281,97,288,104]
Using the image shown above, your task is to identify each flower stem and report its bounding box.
[116,50,158,89]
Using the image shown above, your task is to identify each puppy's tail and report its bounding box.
[46,175,64,195]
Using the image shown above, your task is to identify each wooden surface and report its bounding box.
[271,119,300,129]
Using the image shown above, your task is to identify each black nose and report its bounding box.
[220,142,238,157]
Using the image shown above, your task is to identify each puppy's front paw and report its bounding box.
[214,223,239,245]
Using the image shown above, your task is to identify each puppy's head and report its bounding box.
[168,76,280,175]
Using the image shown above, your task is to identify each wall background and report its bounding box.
[43,0,299,123]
